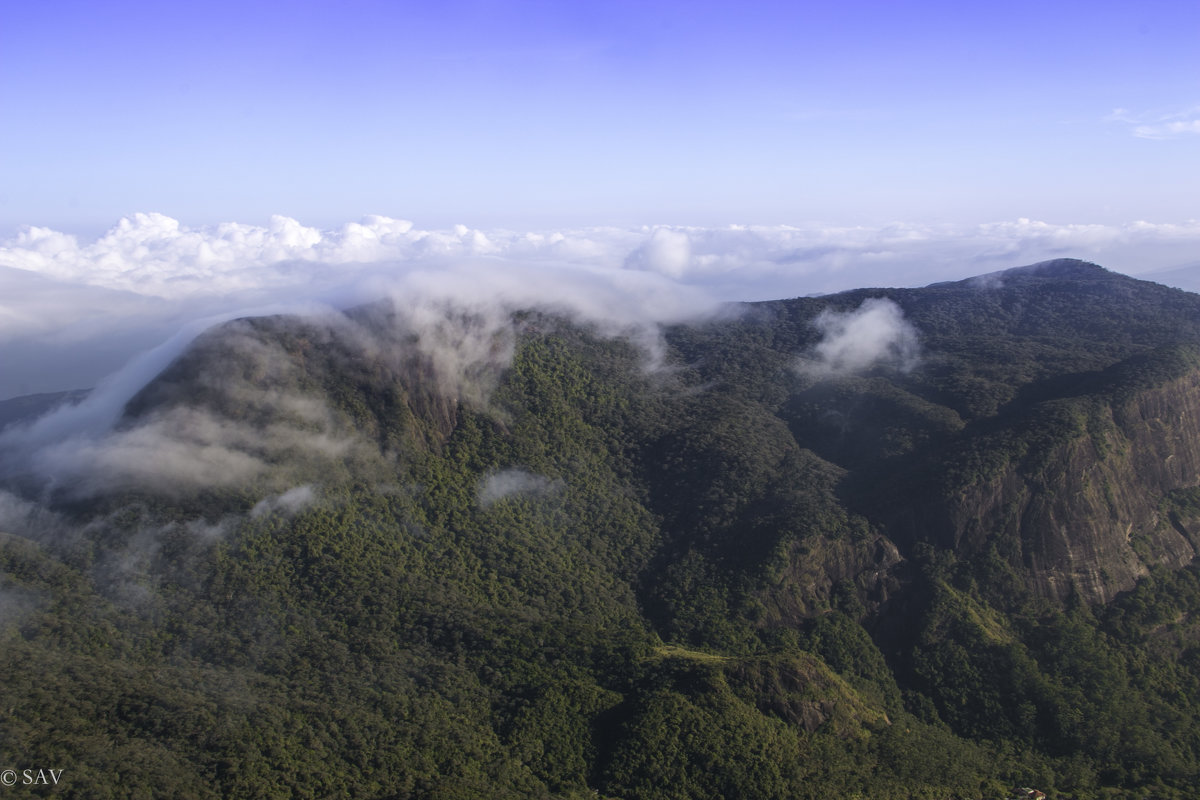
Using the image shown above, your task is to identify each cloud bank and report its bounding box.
[7,213,1200,304]
[3,213,1200,401]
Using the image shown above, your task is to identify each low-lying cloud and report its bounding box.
[799,298,920,377]
[24,406,357,499]
[0,316,373,501]
[250,485,318,518]
[477,468,563,508]
[0,580,46,635]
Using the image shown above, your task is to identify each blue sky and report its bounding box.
[3,0,1198,232]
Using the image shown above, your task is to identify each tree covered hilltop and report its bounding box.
[4,259,1200,798]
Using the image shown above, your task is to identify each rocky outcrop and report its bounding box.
[760,533,903,622]
[927,367,1200,604]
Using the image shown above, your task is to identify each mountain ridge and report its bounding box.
[4,260,1200,797]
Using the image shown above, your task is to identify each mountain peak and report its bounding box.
[1003,258,1109,279]
[925,258,1115,290]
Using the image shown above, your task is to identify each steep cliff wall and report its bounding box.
[933,367,1200,603]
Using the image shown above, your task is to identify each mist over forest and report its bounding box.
[6,256,1200,797]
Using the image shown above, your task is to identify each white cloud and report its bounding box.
[624,227,692,277]
[800,298,920,377]
[18,401,359,499]
[3,213,1200,402]
[250,485,318,518]
[1109,106,1200,140]
[6,213,1200,310]
[1135,120,1200,139]
[30,409,269,495]
[477,468,562,508]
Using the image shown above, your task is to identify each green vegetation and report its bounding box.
[7,261,1200,796]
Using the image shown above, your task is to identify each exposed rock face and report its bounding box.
[762,534,903,622]
[928,368,1200,604]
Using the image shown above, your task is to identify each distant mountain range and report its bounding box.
[4,259,1200,798]
[0,388,89,431]
[1137,260,1200,294]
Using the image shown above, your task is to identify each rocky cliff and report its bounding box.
[892,352,1200,604]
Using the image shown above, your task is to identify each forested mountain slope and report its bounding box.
[4,259,1200,798]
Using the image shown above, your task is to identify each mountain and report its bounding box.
[1137,260,1200,294]
[4,259,1200,798]
[0,388,89,432]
